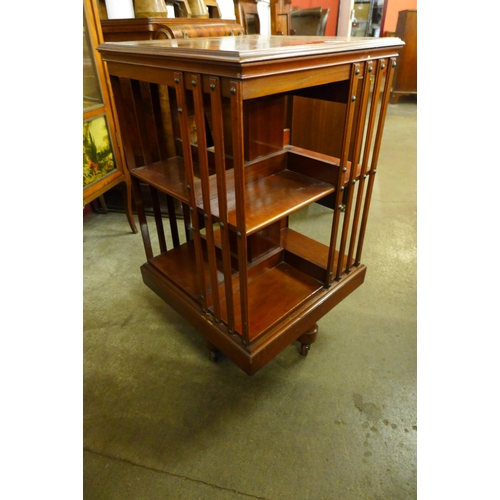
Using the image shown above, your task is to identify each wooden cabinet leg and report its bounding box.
[297,324,319,356]
[124,180,138,234]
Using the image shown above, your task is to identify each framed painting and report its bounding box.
[83,114,118,188]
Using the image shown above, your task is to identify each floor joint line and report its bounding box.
[84,447,274,500]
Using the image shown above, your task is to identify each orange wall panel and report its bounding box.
[381,0,417,35]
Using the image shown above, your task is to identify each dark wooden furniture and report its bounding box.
[101,17,244,41]
[291,7,330,36]
[204,0,222,18]
[271,0,293,35]
[234,0,261,34]
[98,35,403,375]
[234,0,293,35]
[390,9,416,103]
[83,0,137,233]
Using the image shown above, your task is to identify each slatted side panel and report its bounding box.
[110,74,190,260]
[174,72,208,311]
[229,80,250,344]
[209,77,237,334]
[325,63,361,286]
[135,81,169,255]
[335,61,372,279]
[355,57,397,265]
[191,73,222,318]
[347,58,387,268]
[110,76,156,259]
[324,56,398,285]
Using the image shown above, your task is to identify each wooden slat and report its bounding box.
[131,175,153,260]
[325,64,357,285]
[356,57,397,264]
[174,71,207,310]
[339,62,372,274]
[334,63,364,281]
[209,76,236,332]
[149,186,167,254]
[112,77,144,169]
[166,194,180,248]
[348,58,384,268]
[150,84,171,161]
[191,72,222,318]
[137,81,161,165]
[230,80,250,342]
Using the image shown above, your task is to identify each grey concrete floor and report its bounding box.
[83,100,417,499]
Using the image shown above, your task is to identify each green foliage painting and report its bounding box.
[83,115,116,187]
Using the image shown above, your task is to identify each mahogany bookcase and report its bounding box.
[98,35,403,375]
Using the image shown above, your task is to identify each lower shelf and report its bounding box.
[217,261,323,342]
[141,256,366,375]
[146,226,359,345]
[148,239,323,340]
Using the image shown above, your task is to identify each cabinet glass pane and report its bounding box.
[83,115,117,187]
[83,7,103,111]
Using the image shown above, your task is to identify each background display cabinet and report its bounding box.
[390,9,417,103]
[83,0,136,232]
[98,35,403,375]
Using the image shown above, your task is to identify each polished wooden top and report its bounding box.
[98,34,404,64]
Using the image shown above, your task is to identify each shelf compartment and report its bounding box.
[242,169,335,234]
[286,145,364,186]
[131,156,191,203]
[132,150,338,237]
[196,150,337,235]
[141,255,367,375]
[217,261,323,343]
[148,240,225,305]
[281,227,329,283]
[147,237,309,342]
[130,148,367,240]
[131,146,361,213]
[281,227,355,282]
[196,169,332,233]
[214,229,357,343]
[147,232,339,344]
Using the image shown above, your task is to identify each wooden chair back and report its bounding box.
[234,0,261,34]
[291,7,330,36]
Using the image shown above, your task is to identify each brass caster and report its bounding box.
[206,340,221,363]
[300,343,310,356]
[209,348,220,363]
[297,324,319,357]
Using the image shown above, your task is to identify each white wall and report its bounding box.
[337,0,354,37]
[217,0,236,19]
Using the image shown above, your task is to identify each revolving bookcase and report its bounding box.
[98,35,403,375]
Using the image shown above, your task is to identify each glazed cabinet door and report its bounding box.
[83,0,137,232]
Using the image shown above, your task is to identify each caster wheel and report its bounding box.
[209,349,220,363]
[297,324,318,357]
[300,343,310,356]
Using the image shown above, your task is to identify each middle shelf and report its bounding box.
[130,145,359,236]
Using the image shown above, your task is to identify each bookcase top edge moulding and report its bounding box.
[98,34,404,375]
